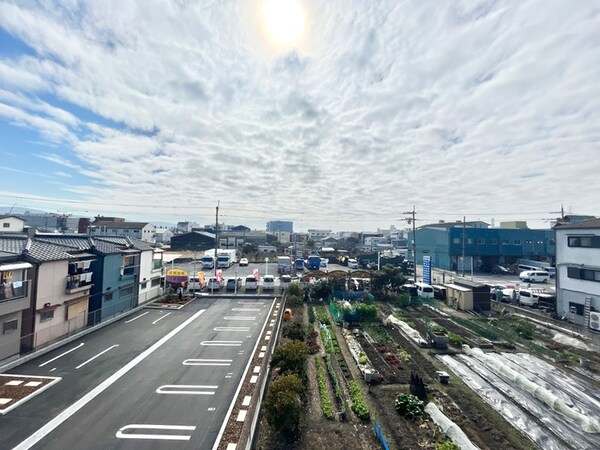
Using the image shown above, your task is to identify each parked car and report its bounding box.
[320,258,328,268]
[262,275,275,290]
[239,257,249,266]
[348,258,359,269]
[226,277,242,291]
[280,274,292,289]
[206,277,223,290]
[491,265,511,275]
[245,275,258,290]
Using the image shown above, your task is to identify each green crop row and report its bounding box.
[315,356,334,419]
[348,380,370,420]
[314,306,330,325]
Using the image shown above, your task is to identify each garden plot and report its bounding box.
[438,351,600,450]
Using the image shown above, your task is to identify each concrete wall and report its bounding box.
[0,216,25,233]
[138,250,161,304]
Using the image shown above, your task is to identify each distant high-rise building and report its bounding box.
[266,221,293,233]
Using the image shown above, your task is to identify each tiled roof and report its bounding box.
[91,221,150,229]
[26,241,78,262]
[0,214,24,221]
[91,239,123,255]
[34,234,94,250]
[0,235,28,255]
[94,236,152,251]
[555,218,600,230]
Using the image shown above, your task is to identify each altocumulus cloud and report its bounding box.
[0,0,599,228]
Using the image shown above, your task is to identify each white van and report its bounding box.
[518,288,549,307]
[519,270,550,283]
[415,282,434,298]
[188,275,204,292]
[348,259,359,269]
[262,275,275,290]
[245,275,258,290]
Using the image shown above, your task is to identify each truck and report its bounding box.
[217,249,237,268]
[201,249,216,269]
[295,257,305,271]
[307,254,322,270]
[277,256,292,274]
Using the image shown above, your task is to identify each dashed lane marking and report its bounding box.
[223,316,256,321]
[214,327,250,332]
[75,345,119,370]
[152,312,172,325]
[156,385,218,395]
[116,424,196,441]
[183,359,232,366]
[124,311,150,323]
[39,343,84,367]
[200,341,243,347]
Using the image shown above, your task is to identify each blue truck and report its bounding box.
[295,257,305,271]
[307,254,322,270]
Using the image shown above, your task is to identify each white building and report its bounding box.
[307,229,332,241]
[0,215,26,233]
[155,228,174,244]
[88,221,156,243]
[269,231,291,244]
[555,218,600,328]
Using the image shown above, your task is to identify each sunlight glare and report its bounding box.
[261,0,306,47]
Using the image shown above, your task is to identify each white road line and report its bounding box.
[224,316,256,321]
[214,327,250,332]
[75,345,119,370]
[152,312,172,325]
[231,308,261,312]
[14,309,206,450]
[183,359,232,366]
[156,385,218,395]
[200,341,243,347]
[39,343,84,367]
[116,424,196,441]
[49,368,56,373]
[124,311,150,323]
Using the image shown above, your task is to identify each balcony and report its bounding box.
[66,273,93,294]
[0,279,29,302]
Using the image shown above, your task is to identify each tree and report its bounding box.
[310,279,333,301]
[270,340,308,377]
[265,374,305,435]
[371,265,407,297]
[286,282,303,298]
[282,321,306,341]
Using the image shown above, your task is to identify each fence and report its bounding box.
[374,420,390,450]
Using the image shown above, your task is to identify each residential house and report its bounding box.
[0,234,32,362]
[307,229,332,241]
[155,227,174,244]
[0,215,26,233]
[554,218,600,327]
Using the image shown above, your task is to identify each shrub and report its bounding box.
[287,294,303,307]
[270,340,308,377]
[286,282,303,298]
[265,374,305,434]
[358,353,367,365]
[397,349,410,362]
[348,380,370,420]
[283,321,306,341]
[447,332,467,346]
[315,357,334,419]
[395,393,426,421]
[436,441,460,450]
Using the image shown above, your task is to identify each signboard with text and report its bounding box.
[423,255,432,285]
[166,268,188,284]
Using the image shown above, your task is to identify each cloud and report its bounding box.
[0,0,599,229]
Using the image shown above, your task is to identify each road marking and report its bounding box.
[224,316,256,321]
[214,327,250,332]
[125,311,150,323]
[236,410,247,422]
[200,341,243,346]
[75,345,119,370]
[225,373,233,379]
[49,368,56,373]
[39,343,84,367]
[231,308,261,312]
[259,352,265,358]
[250,375,258,384]
[152,312,172,325]
[183,359,232,366]
[253,366,260,374]
[156,385,218,395]
[226,443,237,450]
[208,407,216,411]
[242,396,251,406]
[14,309,206,450]
[116,424,195,441]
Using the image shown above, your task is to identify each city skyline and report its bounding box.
[1,1,599,231]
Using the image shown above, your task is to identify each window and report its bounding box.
[501,239,509,245]
[40,310,54,322]
[104,292,114,301]
[151,278,161,287]
[567,267,600,282]
[491,239,498,245]
[513,239,521,245]
[477,238,485,245]
[467,238,473,244]
[569,302,585,316]
[525,240,532,244]
[568,236,600,248]
[141,282,148,290]
[3,319,18,334]
[3,223,9,228]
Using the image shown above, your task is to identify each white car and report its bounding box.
[262,275,275,290]
[239,258,249,266]
[320,258,328,268]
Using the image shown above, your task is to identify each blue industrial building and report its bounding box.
[266,220,293,233]
[408,222,555,272]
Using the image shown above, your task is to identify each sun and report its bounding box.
[261,0,306,47]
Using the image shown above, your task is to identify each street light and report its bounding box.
[265,257,269,276]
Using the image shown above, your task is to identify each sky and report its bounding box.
[0,0,599,232]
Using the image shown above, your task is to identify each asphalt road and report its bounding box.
[1,296,275,450]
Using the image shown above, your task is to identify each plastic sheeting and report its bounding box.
[425,402,479,450]
[551,331,590,351]
[385,314,427,345]
[439,349,600,450]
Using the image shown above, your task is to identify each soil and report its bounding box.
[0,375,57,410]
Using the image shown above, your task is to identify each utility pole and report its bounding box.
[462,216,466,277]
[402,206,417,284]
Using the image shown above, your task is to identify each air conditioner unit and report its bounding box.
[44,302,51,308]
[590,311,600,331]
